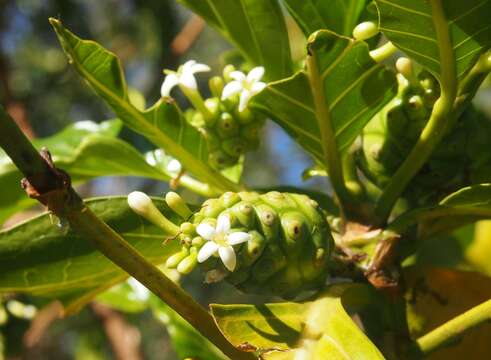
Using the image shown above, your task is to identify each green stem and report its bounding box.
[181,86,214,121]
[179,174,221,197]
[342,151,365,200]
[306,51,352,209]
[369,42,398,63]
[410,299,491,357]
[0,106,253,360]
[375,0,457,225]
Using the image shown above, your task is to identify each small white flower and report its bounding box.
[196,214,251,271]
[221,66,266,112]
[161,60,211,97]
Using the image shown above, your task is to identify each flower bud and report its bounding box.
[353,21,379,41]
[177,247,198,274]
[128,191,180,235]
[165,192,192,219]
[209,76,224,98]
[223,64,236,82]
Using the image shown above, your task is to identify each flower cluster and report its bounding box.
[159,61,267,169]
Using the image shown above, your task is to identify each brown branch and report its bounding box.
[23,301,63,349]
[0,105,254,360]
[170,15,205,57]
[92,303,143,360]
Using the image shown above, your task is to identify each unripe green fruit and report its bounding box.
[357,69,474,204]
[185,70,266,170]
[166,191,334,298]
[216,112,239,138]
[222,137,246,157]
[208,149,236,169]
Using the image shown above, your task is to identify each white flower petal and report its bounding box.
[181,60,196,72]
[218,245,236,271]
[190,63,211,73]
[247,66,265,82]
[238,89,252,112]
[197,241,219,263]
[221,81,243,100]
[227,232,251,245]
[250,81,266,95]
[179,71,198,90]
[230,71,246,82]
[160,73,179,97]
[196,223,216,240]
[216,214,231,233]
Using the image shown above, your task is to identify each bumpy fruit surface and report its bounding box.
[357,66,491,205]
[191,99,265,169]
[356,70,474,204]
[166,191,334,299]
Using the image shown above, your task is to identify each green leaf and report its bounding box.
[0,197,180,303]
[390,184,491,235]
[210,284,385,358]
[283,0,367,37]
[252,30,396,164]
[0,120,168,225]
[440,183,491,209]
[375,0,491,79]
[50,19,238,193]
[177,0,292,80]
[152,298,227,360]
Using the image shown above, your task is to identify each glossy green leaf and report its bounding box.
[0,120,169,225]
[390,184,491,234]
[283,0,367,36]
[211,284,385,358]
[375,0,491,79]
[0,197,180,302]
[50,19,238,192]
[178,0,292,80]
[252,30,396,164]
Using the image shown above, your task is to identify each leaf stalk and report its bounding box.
[375,0,457,224]
[410,298,491,357]
[306,52,352,211]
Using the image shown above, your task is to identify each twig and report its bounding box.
[0,105,254,360]
[410,298,491,357]
[171,15,206,57]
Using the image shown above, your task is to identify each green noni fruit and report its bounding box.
[166,191,334,299]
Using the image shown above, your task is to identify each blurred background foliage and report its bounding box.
[0,1,323,359]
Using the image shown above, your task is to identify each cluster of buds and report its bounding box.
[161,61,266,169]
[128,190,334,299]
